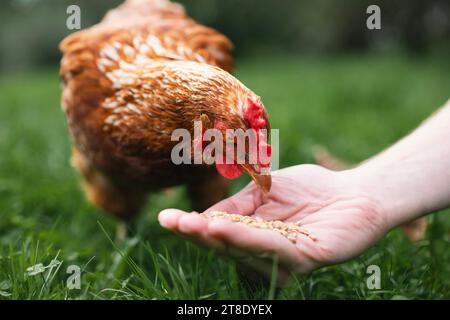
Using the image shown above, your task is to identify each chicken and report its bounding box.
[59,0,272,221]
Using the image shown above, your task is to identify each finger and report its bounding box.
[158,209,185,230]
[206,219,316,273]
[176,218,286,278]
[159,209,226,250]
[159,210,276,267]
[160,209,294,281]
[204,183,263,216]
[176,212,225,250]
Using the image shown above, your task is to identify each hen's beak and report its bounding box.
[240,163,272,193]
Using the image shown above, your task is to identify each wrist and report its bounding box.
[341,163,426,230]
[336,99,450,230]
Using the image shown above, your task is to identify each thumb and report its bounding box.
[204,183,263,216]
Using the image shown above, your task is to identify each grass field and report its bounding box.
[0,52,449,299]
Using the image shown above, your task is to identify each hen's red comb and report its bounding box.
[244,97,266,129]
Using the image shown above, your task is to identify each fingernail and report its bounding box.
[158,210,174,228]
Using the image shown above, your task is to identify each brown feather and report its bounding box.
[60,0,269,218]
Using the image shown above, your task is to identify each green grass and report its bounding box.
[0,52,449,299]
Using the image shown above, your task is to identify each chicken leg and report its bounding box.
[71,148,146,241]
[187,170,230,213]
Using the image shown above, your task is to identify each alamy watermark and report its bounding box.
[66,264,81,290]
[67,4,382,32]
[366,264,381,290]
[25,260,82,290]
[66,4,81,30]
[366,5,381,30]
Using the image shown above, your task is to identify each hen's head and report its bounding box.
[207,95,272,193]
[120,60,272,192]
[180,63,272,193]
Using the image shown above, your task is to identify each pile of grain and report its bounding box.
[204,211,317,243]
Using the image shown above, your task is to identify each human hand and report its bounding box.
[158,164,391,279]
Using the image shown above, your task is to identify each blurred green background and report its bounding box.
[1,0,449,71]
[0,0,449,299]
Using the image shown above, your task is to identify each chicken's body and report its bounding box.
[60,0,271,220]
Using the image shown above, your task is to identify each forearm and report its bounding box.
[349,99,450,228]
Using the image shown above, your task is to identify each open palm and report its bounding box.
[159,165,390,279]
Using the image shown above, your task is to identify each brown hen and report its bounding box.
[60,0,272,221]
